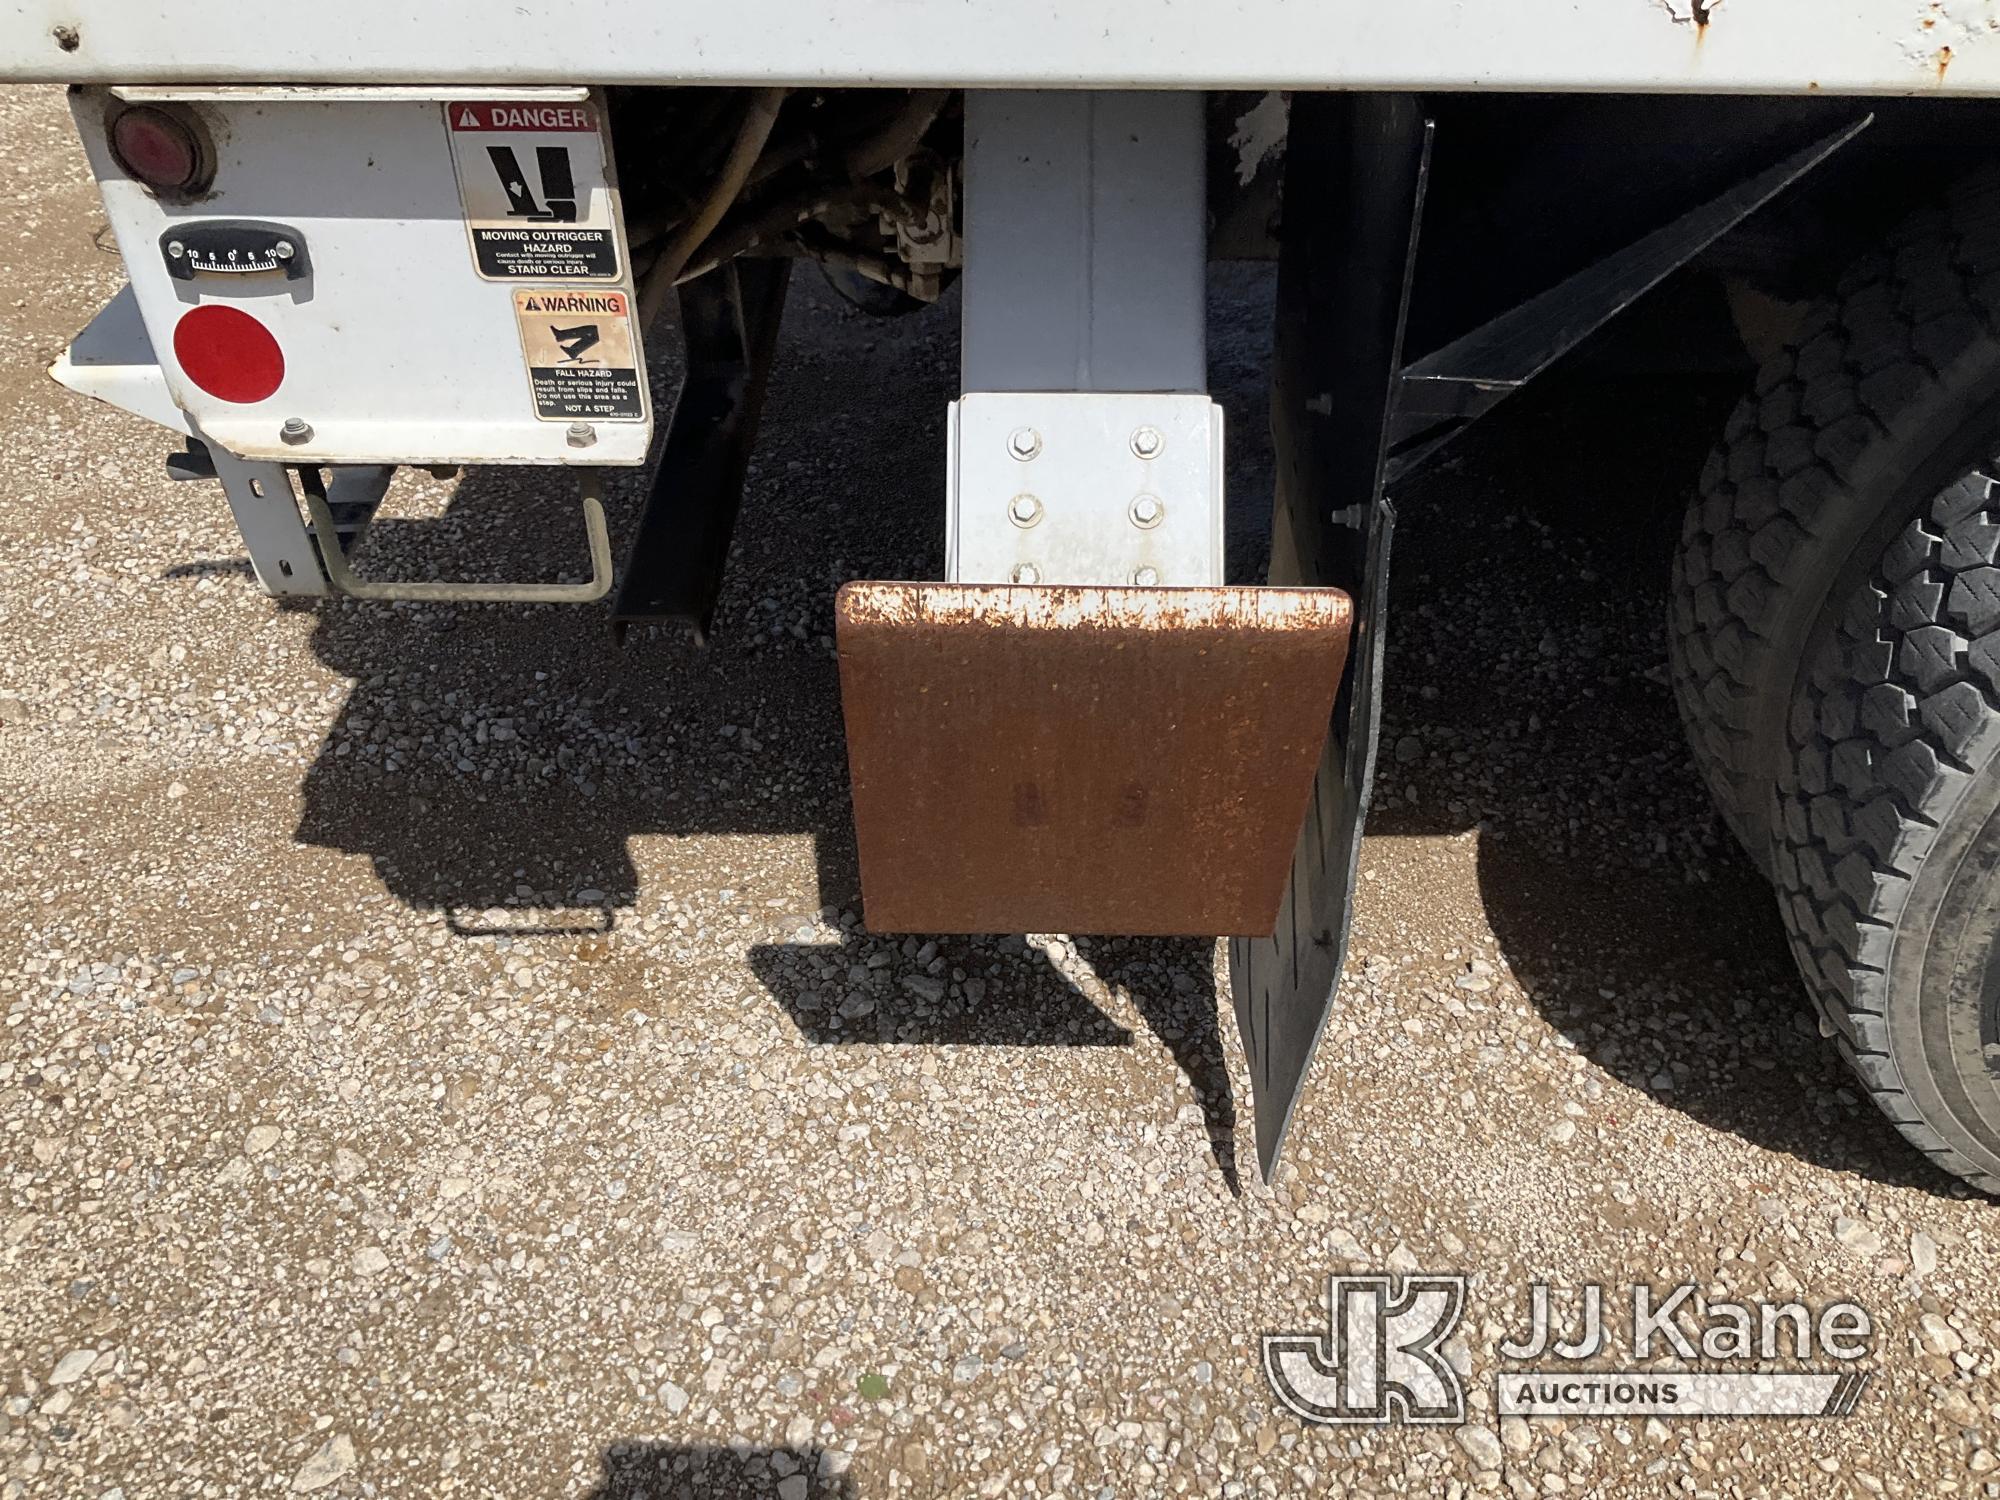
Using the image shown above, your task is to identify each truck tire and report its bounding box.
[1670,169,2000,1191]
[1669,170,2000,864]
[1776,462,2000,1192]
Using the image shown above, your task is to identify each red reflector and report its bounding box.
[172,305,285,404]
[109,106,202,191]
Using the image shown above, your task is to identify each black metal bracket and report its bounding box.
[163,438,216,482]
[1384,114,1871,485]
[612,259,791,644]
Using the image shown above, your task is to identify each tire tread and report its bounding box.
[1669,168,2000,1192]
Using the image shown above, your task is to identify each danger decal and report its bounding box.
[447,103,597,132]
[446,100,621,280]
[513,289,645,422]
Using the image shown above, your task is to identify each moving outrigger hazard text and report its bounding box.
[512,289,644,421]
[446,100,621,280]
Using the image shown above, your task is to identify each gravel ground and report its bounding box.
[3,85,2000,1499]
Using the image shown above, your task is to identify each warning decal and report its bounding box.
[447,101,621,280]
[513,289,645,422]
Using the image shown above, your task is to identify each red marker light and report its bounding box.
[109,106,205,192]
[172,305,285,404]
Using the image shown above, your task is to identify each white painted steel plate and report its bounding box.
[2,2,1993,96]
[948,393,1224,588]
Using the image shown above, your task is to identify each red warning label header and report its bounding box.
[448,102,596,132]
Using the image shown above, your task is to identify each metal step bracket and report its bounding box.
[947,391,1223,586]
[304,470,613,604]
[837,582,1350,935]
[840,89,1352,945]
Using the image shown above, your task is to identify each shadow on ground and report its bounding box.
[1373,363,1967,1198]
[586,1442,854,1500]
[282,269,1256,1187]
[743,932,1239,1190]
[272,262,1960,1196]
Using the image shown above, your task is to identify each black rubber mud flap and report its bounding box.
[1229,94,1430,1183]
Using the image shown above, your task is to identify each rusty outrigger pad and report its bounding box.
[835,583,1353,936]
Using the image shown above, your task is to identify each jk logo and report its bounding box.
[1263,1274,1467,1425]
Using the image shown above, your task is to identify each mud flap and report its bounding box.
[1229,506,1393,1179]
[1227,93,1431,1182]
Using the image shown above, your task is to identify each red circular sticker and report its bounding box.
[172,304,285,404]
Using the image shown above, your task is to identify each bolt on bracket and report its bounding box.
[945,392,1223,587]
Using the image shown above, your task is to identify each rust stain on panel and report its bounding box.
[1900,2,1998,77]
[1658,0,1722,31]
[835,582,1353,937]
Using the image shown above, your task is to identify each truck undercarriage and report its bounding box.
[18,12,2000,1188]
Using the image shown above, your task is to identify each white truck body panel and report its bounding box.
[0,1,1990,96]
[73,85,652,467]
